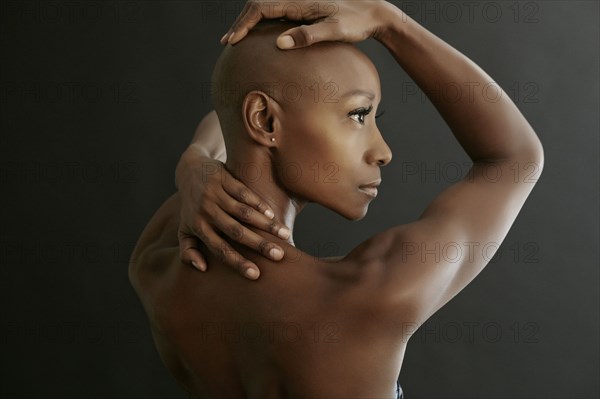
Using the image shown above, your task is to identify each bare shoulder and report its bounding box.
[129,192,181,281]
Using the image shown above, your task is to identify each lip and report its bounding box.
[359,179,381,189]
[359,186,378,197]
[358,179,381,198]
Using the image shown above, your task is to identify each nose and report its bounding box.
[365,128,392,167]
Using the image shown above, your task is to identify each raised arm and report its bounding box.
[349,4,544,324]
[220,0,543,322]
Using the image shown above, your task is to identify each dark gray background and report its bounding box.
[1,1,598,398]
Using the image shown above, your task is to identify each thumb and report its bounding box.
[276,23,337,49]
[179,234,207,272]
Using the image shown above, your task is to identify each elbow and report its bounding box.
[525,129,545,174]
[515,129,545,181]
[511,126,545,172]
[488,128,545,180]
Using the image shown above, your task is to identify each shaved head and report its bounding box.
[210,19,379,146]
[209,20,389,222]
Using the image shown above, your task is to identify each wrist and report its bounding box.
[374,2,411,47]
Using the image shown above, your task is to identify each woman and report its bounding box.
[129,1,544,397]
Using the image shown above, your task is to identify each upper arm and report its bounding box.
[350,150,544,325]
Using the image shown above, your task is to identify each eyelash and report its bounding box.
[348,105,385,125]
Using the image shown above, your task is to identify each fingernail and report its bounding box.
[269,247,284,260]
[265,209,274,219]
[245,268,259,279]
[228,31,236,44]
[277,35,295,49]
[277,227,291,240]
[191,261,201,271]
[220,33,228,43]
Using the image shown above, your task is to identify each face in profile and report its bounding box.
[271,43,393,221]
[212,21,392,221]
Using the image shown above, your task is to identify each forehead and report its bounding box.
[284,44,382,106]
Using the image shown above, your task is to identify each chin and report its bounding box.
[340,205,369,221]
[312,190,372,221]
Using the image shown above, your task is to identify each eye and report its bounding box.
[348,105,373,125]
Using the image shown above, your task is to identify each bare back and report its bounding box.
[130,193,407,398]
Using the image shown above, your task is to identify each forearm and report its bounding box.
[175,111,227,190]
[378,5,543,161]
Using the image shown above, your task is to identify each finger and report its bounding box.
[221,2,253,44]
[221,175,275,219]
[178,234,207,271]
[276,21,341,49]
[212,205,286,261]
[225,1,263,44]
[199,224,261,280]
[228,1,288,45]
[219,192,290,240]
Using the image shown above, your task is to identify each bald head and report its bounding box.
[210,20,379,143]
[208,21,388,222]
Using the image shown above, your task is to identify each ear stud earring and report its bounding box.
[270,138,275,142]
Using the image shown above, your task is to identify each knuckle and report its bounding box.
[298,26,314,45]
[228,224,244,240]
[238,205,254,221]
[216,243,233,262]
[258,240,270,254]
[336,23,348,38]
[238,187,251,202]
[269,220,279,234]
[248,1,261,18]
[305,7,319,19]
[255,201,266,212]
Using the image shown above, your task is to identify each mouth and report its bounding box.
[358,179,381,198]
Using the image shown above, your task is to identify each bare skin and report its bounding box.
[129,1,544,397]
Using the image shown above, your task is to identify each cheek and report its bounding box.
[282,134,323,165]
[276,120,333,180]
[279,142,361,204]
[276,129,372,220]
[276,135,329,196]
[275,116,366,206]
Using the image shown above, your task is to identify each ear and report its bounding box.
[241,90,281,147]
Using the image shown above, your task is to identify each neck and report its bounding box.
[225,145,305,246]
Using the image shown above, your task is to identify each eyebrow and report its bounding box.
[341,89,376,100]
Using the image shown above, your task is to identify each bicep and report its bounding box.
[364,153,544,324]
